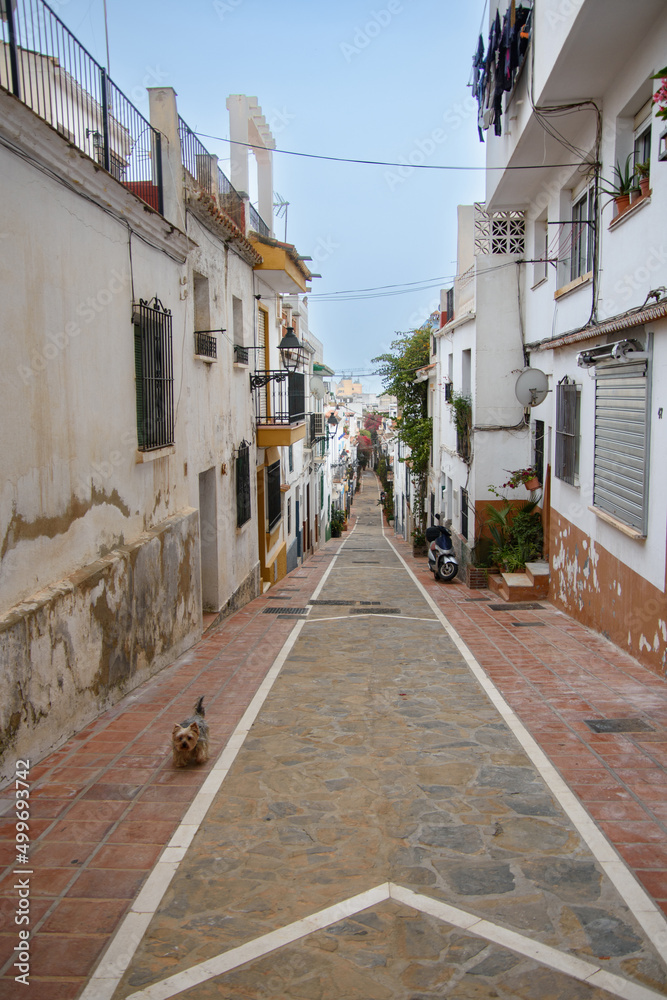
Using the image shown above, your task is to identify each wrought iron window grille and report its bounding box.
[133,297,174,451]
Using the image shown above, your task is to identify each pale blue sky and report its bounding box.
[60,0,487,391]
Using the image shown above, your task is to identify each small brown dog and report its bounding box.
[172,696,210,767]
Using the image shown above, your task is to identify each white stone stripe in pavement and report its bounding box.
[123,882,667,1000]
[383,519,667,962]
[79,539,347,1000]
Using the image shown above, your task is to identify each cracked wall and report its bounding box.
[0,508,201,782]
[550,511,667,679]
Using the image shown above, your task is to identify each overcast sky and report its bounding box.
[59,0,487,392]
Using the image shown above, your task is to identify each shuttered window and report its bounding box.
[593,359,649,533]
[236,442,251,528]
[555,379,580,485]
[255,307,269,420]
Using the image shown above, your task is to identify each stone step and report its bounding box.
[488,563,550,603]
[525,561,550,596]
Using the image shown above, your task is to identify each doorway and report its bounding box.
[198,468,219,611]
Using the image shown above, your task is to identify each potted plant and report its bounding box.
[635,160,650,199]
[412,528,427,556]
[330,509,345,538]
[601,155,634,216]
[501,467,541,492]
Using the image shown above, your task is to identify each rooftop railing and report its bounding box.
[1,0,163,213]
[249,203,270,238]
[218,165,246,232]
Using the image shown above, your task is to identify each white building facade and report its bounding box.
[471,0,667,675]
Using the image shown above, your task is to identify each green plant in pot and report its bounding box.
[601,154,634,215]
[485,492,543,573]
[635,159,650,198]
[330,509,346,537]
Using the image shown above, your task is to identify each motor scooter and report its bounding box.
[425,515,458,582]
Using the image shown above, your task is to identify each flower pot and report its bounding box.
[614,194,630,216]
[640,177,650,198]
[524,477,541,491]
[630,186,642,204]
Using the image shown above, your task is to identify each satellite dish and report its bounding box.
[515,368,549,407]
[311,375,325,400]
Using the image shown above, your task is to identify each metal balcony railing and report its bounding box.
[252,372,305,425]
[194,332,217,359]
[1,0,163,213]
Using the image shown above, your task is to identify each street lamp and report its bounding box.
[249,327,304,389]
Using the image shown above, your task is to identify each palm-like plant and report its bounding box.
[600,154,635,198]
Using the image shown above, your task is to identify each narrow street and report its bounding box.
[2,473,667,999]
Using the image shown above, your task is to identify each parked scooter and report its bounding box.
[425,515,459,582]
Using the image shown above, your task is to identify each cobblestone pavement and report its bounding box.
[1,472,667,999]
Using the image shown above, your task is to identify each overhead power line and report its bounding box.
[195,132,585,172]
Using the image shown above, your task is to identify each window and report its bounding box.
[236,442,251,527]
[634,126,651,173]
[266,460,282,531]
[555,380,580,485]
[287,497,292,534]
[570,187,594,282]
[134,297,174,450]
[633,98,652,176]
[592,350,649,534]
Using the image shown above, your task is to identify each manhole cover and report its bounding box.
[262,607,309,615]
[349,608,401,615]
[489,603,544,611]
[584,718,655,734]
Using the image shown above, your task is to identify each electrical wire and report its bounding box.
[194,132,583,173]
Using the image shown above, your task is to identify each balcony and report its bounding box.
[252,371,306,448]
[248,235,313,294]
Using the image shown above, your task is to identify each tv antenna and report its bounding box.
[273,192,289,243]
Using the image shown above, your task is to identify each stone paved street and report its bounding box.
[2,473,667,999]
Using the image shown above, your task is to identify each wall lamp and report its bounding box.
[249,327,304,388]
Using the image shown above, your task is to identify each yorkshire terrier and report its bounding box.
[172,696,210,767]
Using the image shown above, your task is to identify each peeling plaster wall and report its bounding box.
[0,509,201,781]
[550,511,667,679]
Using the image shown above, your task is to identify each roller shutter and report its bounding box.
[593,359,648,533]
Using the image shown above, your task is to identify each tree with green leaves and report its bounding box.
[372,326,432,529]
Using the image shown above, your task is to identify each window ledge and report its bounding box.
[194,354,217,364]
[531,275,548,291]
[555,271,592,300]
[233,361,249,369]
[136,445,176,463]
[608,193,651,230]
[588,505,646,540]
